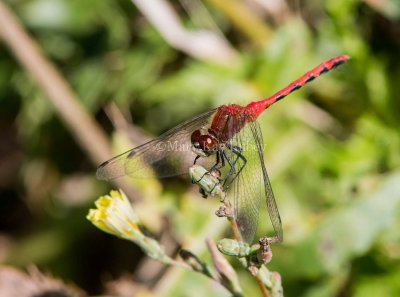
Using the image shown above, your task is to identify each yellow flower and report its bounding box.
[87,190,166,260]
[87,190,140,240]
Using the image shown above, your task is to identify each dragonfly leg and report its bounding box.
[228,145,243,168]
[199,149,228,180]
[211,150,224,170]
[193,151,222,184]
[205,146,240,190]
[222,144,247,188]
[193,151,226,198]
[217,148,242,190]
[193,155,200,165]
[202,150,227,195]
[222,150,236,178]
[203,144,246,193]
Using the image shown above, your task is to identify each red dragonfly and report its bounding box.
[97,55,350,243]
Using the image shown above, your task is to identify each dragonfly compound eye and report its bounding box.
[191,130,218,156]
[199,135,219,152]
[191,130,202,143]
[191,130,207,156]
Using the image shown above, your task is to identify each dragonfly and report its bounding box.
[97,55,350,244]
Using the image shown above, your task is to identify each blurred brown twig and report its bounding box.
[0,1,110,165]
[0,1,139,198]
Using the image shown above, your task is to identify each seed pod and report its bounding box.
[217,238,253,257]
[189,165,225,197]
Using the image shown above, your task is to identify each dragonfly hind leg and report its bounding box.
[222,144,247,189]
[191,144,246,198]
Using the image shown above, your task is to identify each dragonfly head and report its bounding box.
[191,129,218,157]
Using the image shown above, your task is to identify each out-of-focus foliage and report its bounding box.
[1,0,400,296]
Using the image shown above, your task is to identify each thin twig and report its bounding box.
[206,238,243,296]
[151,213,227,295]
[228,216,242,241]
[163,257,193,271]
[224,203,274,297]
[224,200,242,241]
[0,1,110,165]
[164,255,239,295]
[104,103,152,145]
[255,275,271,297]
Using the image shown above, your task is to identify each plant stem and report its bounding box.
[227,216,242,241]
[255,275,271,297]
[165,255,240,295]
[164,257,195,271]
[0,1,110,165]
[225,205,276,296]
[0,1,140,198]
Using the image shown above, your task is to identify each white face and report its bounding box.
[191,144,209,157]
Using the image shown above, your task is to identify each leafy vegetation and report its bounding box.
[1,0,400,296]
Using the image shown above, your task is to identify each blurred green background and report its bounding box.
[1,0,400,296]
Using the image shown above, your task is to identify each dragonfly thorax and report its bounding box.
[191,129,220,157]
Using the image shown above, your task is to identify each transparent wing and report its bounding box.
[97,109,216,180]
[227,119,282,243]
[249,121,283,242]
[228,119,262,244]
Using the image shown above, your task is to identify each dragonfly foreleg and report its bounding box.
[192,151,226,199]
[197,150,228,197]
[193,155,200,165]
[210,150,225,171]
[193,151,222,183]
